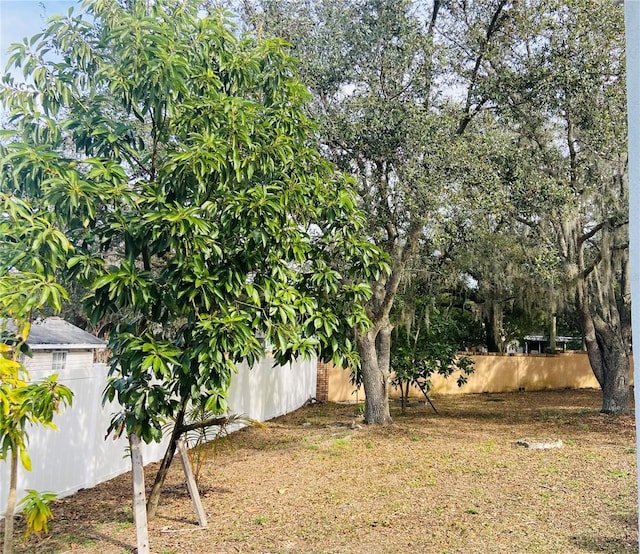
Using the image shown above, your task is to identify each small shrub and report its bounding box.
[18,490,57,537]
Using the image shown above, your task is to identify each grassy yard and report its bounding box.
[5,389,638,553]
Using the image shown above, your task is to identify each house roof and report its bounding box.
[26,317,106,350]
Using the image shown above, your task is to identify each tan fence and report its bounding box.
[321,352,634,402]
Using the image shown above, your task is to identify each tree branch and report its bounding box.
[374,219,423,327]
[457,0,510,135]
[178,416,229,434]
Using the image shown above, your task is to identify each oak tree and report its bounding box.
[236,0,520,423]
[484,0,630,412]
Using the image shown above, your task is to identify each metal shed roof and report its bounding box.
[523,335,576,343]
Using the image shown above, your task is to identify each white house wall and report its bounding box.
[22,350,86,373]
[0,355,316,514]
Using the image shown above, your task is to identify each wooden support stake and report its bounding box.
[129,433,150,554]
[417,382,439,414]
[177,438,208,528]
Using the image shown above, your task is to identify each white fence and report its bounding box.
[0,355,317,512]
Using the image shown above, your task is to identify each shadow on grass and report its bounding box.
[1,474,139,553]
[254,390,621,440]
[2,523,136,554]
[574,510,638,553]
[574,535,638,553]
[156,513,198,526]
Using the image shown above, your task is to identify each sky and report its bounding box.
[0,0,79,70]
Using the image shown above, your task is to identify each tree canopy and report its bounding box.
[234,0,629,416]
[235,0,534,422]
[0,0,384,442]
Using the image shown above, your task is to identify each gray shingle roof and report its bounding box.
[26,317,106,350]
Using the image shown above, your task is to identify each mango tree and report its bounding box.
[0,0,385,548]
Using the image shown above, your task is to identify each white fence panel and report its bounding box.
[0,355,316,514]
[227,356,317,421]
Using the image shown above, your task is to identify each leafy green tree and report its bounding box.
[0,196,73,554]
[448,139,568,354]
[218,0,628,415]
[482,0,629,412]
[0,0,384,539]
[235,0,520,423]
[390,305,475,415]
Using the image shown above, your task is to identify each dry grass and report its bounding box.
[5,389,638,553]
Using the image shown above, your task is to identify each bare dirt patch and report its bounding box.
[5,389,638,553]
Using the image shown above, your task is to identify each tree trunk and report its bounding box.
[619,251,632,350]
[2,451,18,554]
[577,281,630,414]
[129,434,150,554]
[403,381,410,414]
[355,220,421,425]
[588,318,630,414]
[356,326,392,425]
[549,314,557,353]
[483,300,503,353]
[146,403,186,519]
[598,349,629,414]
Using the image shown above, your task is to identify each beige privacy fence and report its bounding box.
[322,352,634,402]
[0,356,317,513]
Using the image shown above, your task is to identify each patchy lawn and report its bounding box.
[5,389,638,553]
